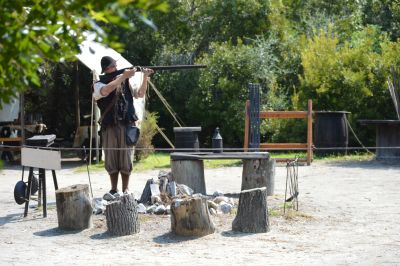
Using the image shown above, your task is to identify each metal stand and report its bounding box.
[284,158,299,214]
[24,167,58,218]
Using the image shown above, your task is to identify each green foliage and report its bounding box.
[0,0,168,105]
[360,0,400,41]
[297,26,400,145]
[135,111,159,161]
[190,38,286,146]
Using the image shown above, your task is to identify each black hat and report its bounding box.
[101,56,116,73]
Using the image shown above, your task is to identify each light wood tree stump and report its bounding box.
[105,194,139,236]
[242,158,275,196]
[55,184,93,230]
[171,160,206,194]
[232,187,270,233]
[171,195,215,236]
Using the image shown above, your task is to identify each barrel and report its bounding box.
[314,111,350,155]
[173,127,201,152]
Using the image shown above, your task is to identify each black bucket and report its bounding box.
[173,127,201,152]
[314,111,350,155]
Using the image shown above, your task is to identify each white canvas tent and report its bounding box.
[76,40,147,163]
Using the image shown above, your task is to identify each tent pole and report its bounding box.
[75,61,81,130]
[94,101,99,164]
[89,79,94,165]
[20,92,25,145]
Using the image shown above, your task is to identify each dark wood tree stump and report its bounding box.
[171,195,215,236]
[105,194,139,236]
[241,158,275,196]
[55,184,93,230]
[232,187,270,233]
[171,160,206,194]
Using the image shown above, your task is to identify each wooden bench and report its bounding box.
[170,152,275,196]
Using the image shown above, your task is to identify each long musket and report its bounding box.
[99,64,207,83]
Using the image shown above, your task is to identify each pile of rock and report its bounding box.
[137,171,237,216]
[93,170,238,216]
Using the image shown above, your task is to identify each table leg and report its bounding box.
[52,170,58,190]
[24,168,34,217]
[39,168,47,217]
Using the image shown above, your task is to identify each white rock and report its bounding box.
[177,184,193,196]
[174,199,184,208]
[154,205,167,215]
[213,196,229,204]
[146,205,157,213]
[213,190,224,197]
[209,208,217,216]
[150,183,160,196]
[219,202,233,214]
[167,181,177,197]
[208,200,218,210]
[137,203,147,214]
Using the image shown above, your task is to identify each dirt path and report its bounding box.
[1,160,399,265]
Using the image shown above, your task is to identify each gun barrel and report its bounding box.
[99,64,207,83]
[140,64,207,71]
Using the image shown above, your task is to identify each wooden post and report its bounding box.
[171,159,206,195]
[106,194,139,236]
[232,187,269,233]
[171,195,215,237]
[241,158,275,196]
[244,100,250,152]
[307,99,313,165]
[55,184,93,230]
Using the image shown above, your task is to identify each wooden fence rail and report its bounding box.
[244,99,313,165]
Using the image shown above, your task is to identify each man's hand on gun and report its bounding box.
[122,67,153,79]
[122,68,136,79]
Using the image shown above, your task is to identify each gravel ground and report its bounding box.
[0,159,400,265]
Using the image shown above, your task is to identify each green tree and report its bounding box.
[0,0,167,105]
[361,0,400,41]
[297,26,400,145]
[188,38,285,146]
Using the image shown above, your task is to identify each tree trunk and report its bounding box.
[232,187,270,233]
[105,194,139,236]
[242,158,275,196]
[171,160,206,195]
[171,195,215,236]
[55,184,92,230]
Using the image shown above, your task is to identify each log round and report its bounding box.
[241,158,275,196]
[105,194,139,236]
[171,160,206,195]
[232,187,270,233]
[55,184,93,230]
[171,195,215,237]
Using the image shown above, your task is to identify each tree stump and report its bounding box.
[242,158,275,196]
[171,160,206,195]
[171,195,215,236]
[105,194,139,236]
[55,184,93,230]
[232,187,270,233]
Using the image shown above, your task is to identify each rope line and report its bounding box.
[148,80,185,127]
[344,115,375,155]
[3,145,400,152]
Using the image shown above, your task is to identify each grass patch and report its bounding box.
[268,151,373,162]
[313,151,374,162]
[133,153,170,172]
[204,159,242,168]
[74,151,374,173]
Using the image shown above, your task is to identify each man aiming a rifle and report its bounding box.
[93,56,153,200]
